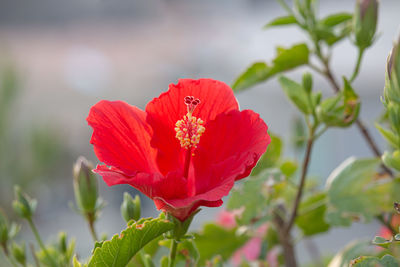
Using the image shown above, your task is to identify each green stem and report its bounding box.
[87,213,98,242]
[168,239,178,267]
[27,219,57,267]
[350,48,364,82]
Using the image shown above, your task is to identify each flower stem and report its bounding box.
[168,239,178,267]
[350,48,364,82]
[27,218,57,267]
[87,213,98,242]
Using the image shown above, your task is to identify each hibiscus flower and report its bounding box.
[87,79,270,221]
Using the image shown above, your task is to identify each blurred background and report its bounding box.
[0,0,399,264]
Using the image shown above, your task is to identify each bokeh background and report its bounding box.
[0,0,399,264]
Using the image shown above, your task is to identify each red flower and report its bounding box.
[87,79,270,221]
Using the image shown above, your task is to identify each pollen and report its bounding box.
[174,96,205,152]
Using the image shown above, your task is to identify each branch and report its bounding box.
[318,58,393,176]
[285,137,314,233]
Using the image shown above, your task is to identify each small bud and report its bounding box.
[0,209,9,245]
[73,157,98,214]
[302,72,313,94]
[385,36,400,103]
[12,186,37,220]
[354,0,378,49]
[11,242,26,266]
[121,193,141,223]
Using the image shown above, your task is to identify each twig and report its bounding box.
[350,48,365,82]
[285,137,314,233]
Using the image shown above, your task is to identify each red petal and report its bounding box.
[192,109,270,195]
[145,79,239,175]
[87,100,159,175]
[94,165,189,200]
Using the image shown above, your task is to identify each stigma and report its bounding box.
[175,96,205,152]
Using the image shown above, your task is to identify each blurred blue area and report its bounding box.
[0,0,399,264]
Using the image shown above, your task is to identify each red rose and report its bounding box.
[87,79,270,221]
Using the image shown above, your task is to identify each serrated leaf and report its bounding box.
[296,193,330,236]
[194,224,248,265]
[263,15,297,29]
[351,254,399,267]
[232,44,309,91]
[325,157,397,226]
[278,76,310,114]
[320,13,352,27]
[88,217,174,267]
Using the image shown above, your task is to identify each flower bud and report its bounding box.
[302,72,313,94]
[120,192,141,223]
[12,186,37,220]
[354,0,378,49]
[73,157,98,214]
[11,242,26,266]
[385,36,400,103]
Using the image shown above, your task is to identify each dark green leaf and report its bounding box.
[88,217,174,267]
[263,15,297,29]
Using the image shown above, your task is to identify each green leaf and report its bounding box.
[232,44,309,91]
[317,78,359,128]
[372,236,391,249]
[227,169,283,224]
[320,13,353,27]
[351,255,399,267]
[280,160,298,178]
[194,224,248,265]
[376,124,399,148]
[87,217,174,267]
[325,157,396,226]
[159,239,199,266]
[328,241,372,267]
[295,193,330,236]
[263,15,297,29]
[278,76,311,114]
[251,134,282,175]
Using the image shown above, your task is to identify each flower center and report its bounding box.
[174,96,205,154]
